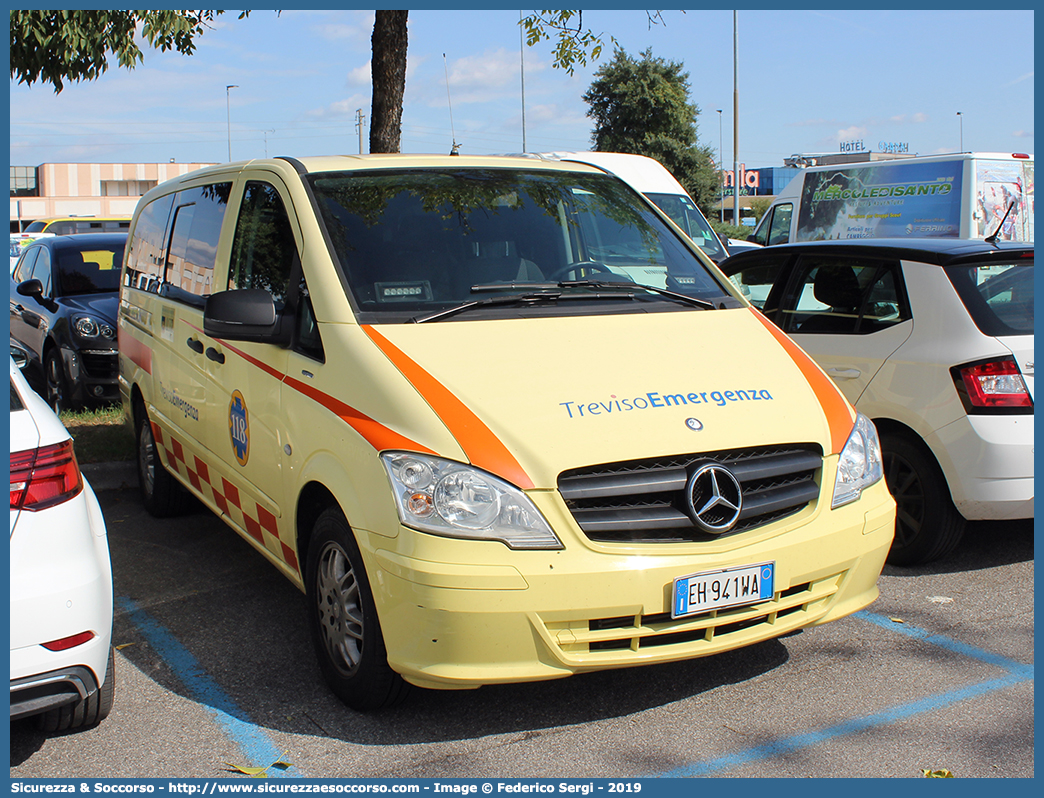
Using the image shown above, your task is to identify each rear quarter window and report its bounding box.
[946,260,1033,336]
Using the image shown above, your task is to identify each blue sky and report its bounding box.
[8,8,1035,171]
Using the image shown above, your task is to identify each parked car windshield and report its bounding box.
[55,244,124,296]
[945,259,1033,336]
[308,168,733,322]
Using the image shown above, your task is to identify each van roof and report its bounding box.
[194,153,610,177]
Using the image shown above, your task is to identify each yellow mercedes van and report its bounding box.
[117,154,895,710]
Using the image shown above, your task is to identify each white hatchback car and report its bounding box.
[10,350,115,730]
[721,238,1033,565]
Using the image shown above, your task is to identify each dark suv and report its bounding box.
[10,233,125,410]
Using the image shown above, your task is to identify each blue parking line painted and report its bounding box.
[650,612,1034,778]
[116,596,302,778]
[855,610,1030,673]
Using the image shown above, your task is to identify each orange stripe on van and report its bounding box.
[191,324,435,455]
[283,373,436,455]
[748,308,855,454]
[362,325,535,489]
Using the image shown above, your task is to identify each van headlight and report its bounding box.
[831,413,884,508]
[381,452,562,550]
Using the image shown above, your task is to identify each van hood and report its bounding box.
[364,309,853,489]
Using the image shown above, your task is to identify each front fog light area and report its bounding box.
[381,452,562,549]
[832,413,884,508]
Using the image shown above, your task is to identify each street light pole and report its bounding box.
[717,109,723,223]
[226,85,239,161]
[956,111,963,153]
[732,11,740,226]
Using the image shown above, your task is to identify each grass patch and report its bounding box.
[59,404,135,464]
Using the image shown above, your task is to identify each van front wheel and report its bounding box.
[305,507,409,711]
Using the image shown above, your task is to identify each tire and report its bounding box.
[881,431,966,566]
[135,407,185,517]
[45,348,72,414]
[305,507,409,711]
[38,646,115,732]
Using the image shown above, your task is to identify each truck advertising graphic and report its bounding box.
[796,161,964,240]
[974,159,1033,241]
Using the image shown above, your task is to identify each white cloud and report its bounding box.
[836,125,867,140]
[314,94,371,118]
[1004,71,1033,87]
[347,62,370,86]
[316,23,365,41]
[1013,129,1034,138]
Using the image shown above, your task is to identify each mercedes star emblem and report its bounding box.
[686,463,743,533]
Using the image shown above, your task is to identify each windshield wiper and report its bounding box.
[410,291,562,323]
[411,284,652,323]
[557,279,717,310]
[470,280,716,309]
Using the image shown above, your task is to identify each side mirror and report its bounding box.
[16,278,44,298]
[10,342,29,370]
[204,289,292,346]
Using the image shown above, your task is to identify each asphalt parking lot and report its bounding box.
[10,484,1034,780]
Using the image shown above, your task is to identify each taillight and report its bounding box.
[10,439,84,511]
[951,356,1033,413]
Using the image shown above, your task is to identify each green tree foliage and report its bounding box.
[9,10,245,92]
[520,11,669,75]
[582,48,720,214]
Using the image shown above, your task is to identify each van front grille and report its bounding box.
[558,444,822,543]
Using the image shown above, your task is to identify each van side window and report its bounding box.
[767,204,793,246]
[229,181,298,305]
[125,193,175,292]
[782,256,910,335]
[162,183,232,306]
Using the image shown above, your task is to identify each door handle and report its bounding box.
[186,337,204,354]
[206,347,225,364]
[826,367,861,380]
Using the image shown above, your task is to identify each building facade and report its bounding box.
[10,162,216,232]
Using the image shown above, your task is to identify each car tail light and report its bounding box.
[951,356,1033,413]
[43,631,95,651]
[10,439,84,511]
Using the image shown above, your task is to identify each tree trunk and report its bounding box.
[369,10,408,154]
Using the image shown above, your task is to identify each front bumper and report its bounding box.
[64,346,120,404]
[363,479,895,690]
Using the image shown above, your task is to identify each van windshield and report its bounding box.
[307,169,733,322]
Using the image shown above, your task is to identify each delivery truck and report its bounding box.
[748,152,1033,246]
